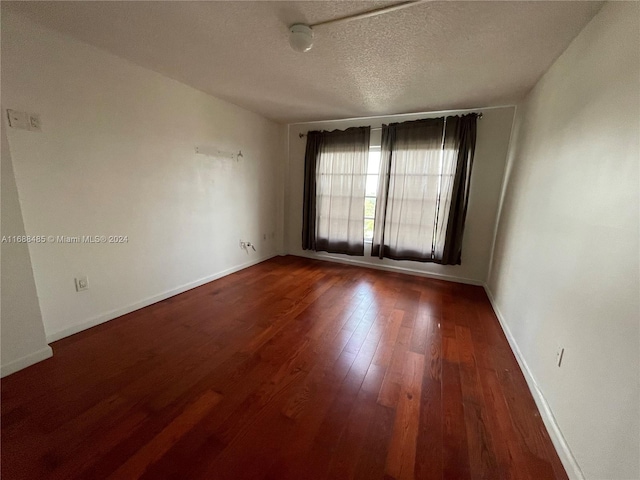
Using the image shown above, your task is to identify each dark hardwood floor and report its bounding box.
[1,256,567,480]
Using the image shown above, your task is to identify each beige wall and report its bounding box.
[1,120,52,376]
[286,107,515,284]
[487,2,639,479]
[1,12,286,342]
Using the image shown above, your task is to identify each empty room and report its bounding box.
[1,1,638,479]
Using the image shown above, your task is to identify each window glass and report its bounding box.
[364,146,380,242]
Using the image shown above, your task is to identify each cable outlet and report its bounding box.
[29,114,41,131]
[75,276,89,292]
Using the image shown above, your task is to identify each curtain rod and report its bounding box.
[309,1,427,29]
[297,113,482,138]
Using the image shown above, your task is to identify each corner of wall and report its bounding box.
[281,123,291,255]
[1,116,52,377]
[485,104,518,285]
[1,346,53,378]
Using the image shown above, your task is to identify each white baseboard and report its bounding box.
[46,254,277,343]
[483,285,584,480]
[1,346,53,378]
[291,252,484,286]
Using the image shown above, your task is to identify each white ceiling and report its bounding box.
[3,1,603,124]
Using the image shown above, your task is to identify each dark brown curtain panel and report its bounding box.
[301,126,370,256]
[371,114,478,264]
[441,114,478,264]
[302,131,321,251]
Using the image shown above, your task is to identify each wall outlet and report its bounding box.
[75,276,89,292]
[7,109,30,130]
[239,239,255,251]
[556,346,565,367]
[6,109,41,131]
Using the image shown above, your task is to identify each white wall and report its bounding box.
[286,107,515,284]
[487,2,639,479]
[1,120,52,376]
[1,12,286,342]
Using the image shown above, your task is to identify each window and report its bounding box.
[316,146,366,244]
[303,114,477,263]
[371,114,478,265]
[364,146,380,242]
[301,127,371,256]
[382,145,455,255]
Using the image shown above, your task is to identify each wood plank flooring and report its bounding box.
[1,256,568,480]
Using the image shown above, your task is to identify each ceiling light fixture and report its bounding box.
[289,24,314,53]
[288,0,426,53]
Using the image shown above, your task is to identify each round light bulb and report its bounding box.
[289,24,314,53]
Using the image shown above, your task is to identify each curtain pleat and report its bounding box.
[301,126,370,256]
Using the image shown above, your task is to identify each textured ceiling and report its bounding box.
[3,1,603,123]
